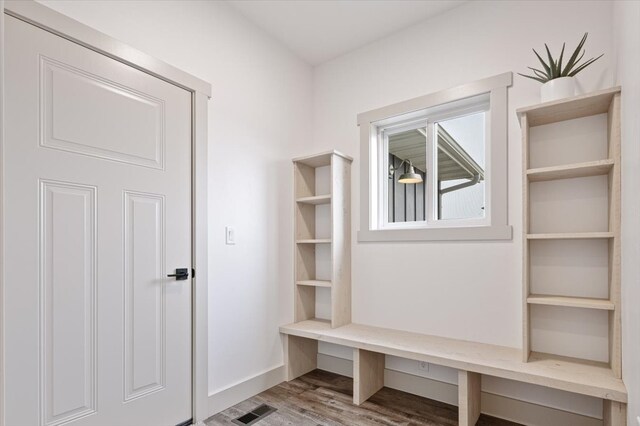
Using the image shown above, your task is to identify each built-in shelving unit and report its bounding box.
[293,150,353,328]
[281,90,626,426]
[517,87,622,383]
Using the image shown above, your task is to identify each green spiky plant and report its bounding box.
[519,33,603,83]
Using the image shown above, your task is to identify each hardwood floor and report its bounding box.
[205,370,521,425]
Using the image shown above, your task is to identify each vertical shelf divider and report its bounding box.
[607,92,622,378]
[331,154,352,328]
[521,113,531,362]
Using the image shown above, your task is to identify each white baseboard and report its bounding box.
[207,364,285,417]
[317,354,602,426]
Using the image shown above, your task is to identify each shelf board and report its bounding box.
[527,232,613,240]
[296,280,332,288]
[528,351,611,369]
[517,86,620,126]
[527,295,614,311]
[296,239,331,244]
[296,194,331,205]
[527,159,615,182]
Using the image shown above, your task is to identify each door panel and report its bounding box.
[41,181,97,426]
[5,15,192,426]
[123,191,166,401]
[41,56,165,169]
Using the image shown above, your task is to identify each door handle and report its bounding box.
[167,268,189,281]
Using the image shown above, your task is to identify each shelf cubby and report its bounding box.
[293,150,352,328]
[529,238,609,300]
[518,87,621,378]
[529,304,610,364]
[529,173,609,234]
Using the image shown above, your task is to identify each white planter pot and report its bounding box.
[541,77,576,102]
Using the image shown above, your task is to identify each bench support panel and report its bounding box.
[603,400,627,426]
[459,370,481,426]
[353,348,385,405]
[284,334,317,381]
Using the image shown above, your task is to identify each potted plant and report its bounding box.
[519,33,603,102]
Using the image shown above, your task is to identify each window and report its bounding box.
[381,94,488,228]
[358,73,512,241]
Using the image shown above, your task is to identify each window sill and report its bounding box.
[357,225,512,242]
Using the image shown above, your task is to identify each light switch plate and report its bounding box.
[225,226,236,245]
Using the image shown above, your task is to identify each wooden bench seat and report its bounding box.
[280,319,628,425]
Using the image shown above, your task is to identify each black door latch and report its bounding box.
[167,268,189,280]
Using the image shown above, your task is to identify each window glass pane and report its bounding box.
[435,112,486,220]
[388,126,427,223]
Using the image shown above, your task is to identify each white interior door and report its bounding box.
[4,15,193,426]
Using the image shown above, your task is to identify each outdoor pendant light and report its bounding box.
[390,159,423,184]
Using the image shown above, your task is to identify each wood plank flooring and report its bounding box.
[205,369,521,425]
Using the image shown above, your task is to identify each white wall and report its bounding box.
[613,1,640,423]
[20,0,635,422]
[36,0,313,401]
[312,0,614,418]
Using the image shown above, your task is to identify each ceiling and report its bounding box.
[225,0,466,65]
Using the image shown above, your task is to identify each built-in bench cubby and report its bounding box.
[281,319,627,426]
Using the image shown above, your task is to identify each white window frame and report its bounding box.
[358,72,513,242]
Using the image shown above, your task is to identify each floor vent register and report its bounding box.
[232,404,277,425]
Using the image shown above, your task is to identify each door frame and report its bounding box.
[0,1,212,424]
